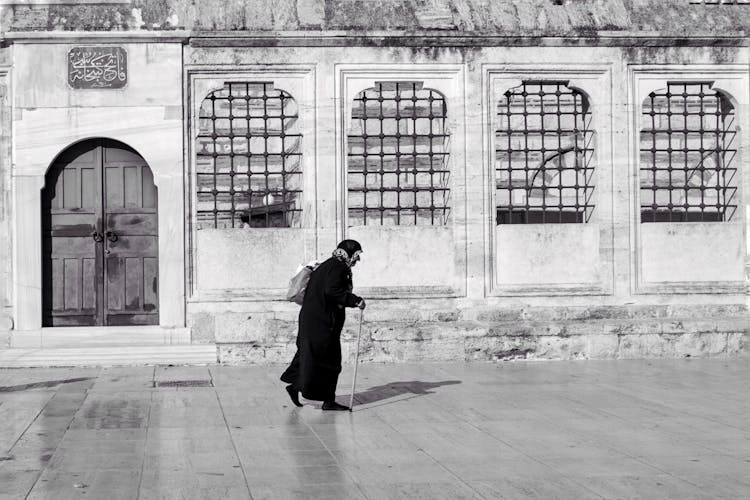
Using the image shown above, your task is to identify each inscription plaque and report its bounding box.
[68,46,127,89]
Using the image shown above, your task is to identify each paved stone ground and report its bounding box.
[0,360,748,499]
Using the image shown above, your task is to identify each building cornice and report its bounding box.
[0,30,190,44]
[0,30,747,48]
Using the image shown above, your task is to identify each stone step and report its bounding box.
[11,326,192,348]
[0,345,217,367]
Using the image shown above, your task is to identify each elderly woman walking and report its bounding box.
[281,240,366,411]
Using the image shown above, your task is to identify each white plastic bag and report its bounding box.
[285,261,319,305]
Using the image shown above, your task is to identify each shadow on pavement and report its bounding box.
[352,380,461,406]
[0,377,94,392]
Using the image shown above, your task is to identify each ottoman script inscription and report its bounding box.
[68,47,127,89]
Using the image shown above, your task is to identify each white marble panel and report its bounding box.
[14,43,181,109]
[496,224,600,285]
[640,222,744,283]
[196,229,307,290]
[347,225,455,289]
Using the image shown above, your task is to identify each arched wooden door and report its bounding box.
[42,139,159,326]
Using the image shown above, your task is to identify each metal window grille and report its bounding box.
[640,82,737,222]
[689,0,749,5]
[347,81,450,226]
[495,81,595,224]
[196,82,302,229]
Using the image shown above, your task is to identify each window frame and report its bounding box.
[186,66,316,299]
[335,64,467,299]
[628,65,748,295]
[485,66,613,297]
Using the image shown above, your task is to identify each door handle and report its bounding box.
[105,231,118,242]
[91,231,104,242]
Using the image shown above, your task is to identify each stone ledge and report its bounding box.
[189,303,748,342]
[216,331,745,364]
[197,304,748,363]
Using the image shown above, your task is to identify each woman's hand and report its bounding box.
[356,298,366,310]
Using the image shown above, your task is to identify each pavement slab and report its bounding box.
[0,359,747,499]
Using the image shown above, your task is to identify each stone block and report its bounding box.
[674,333,727,358]
[368,339,462,362]
[586,306,632,320]
[475,308,524,323]
[529,335,589,360]
[0,314,12,332]
[217,344,266,364]
[263,344,296,363]
[347,337,377,362]
[661,321,688,335]
[561,307,593,321]
[464,337,500,361]
[604,320,663,336]
[585,335,619,359]
[667,304,747,318]
[681,321,720,334]
[465,336,535,361]
[273,309,302,322]
[214,313,296,343]
[618,334,676,359]
[487,0,520,31]
[626,305,670,319]
[371,325,411,342]
[520,307,560,322]
[487,324,535,337]
[340,323,371,342]
[536,324,567,336]
[296,0,324,27]
[726,333,744,356]
[187,312,215,344]
[361,308,422,323]
[562,321,604,336]
[714,318,748,334]
[430,323,488,340]
[427,310,461,322]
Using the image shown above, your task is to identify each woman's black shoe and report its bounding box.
[322,401,349,411]
[285,385,303,407]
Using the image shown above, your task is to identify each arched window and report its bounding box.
[347,82,450,226]
[196,82,302,229]
[640,82,737,222]
[496,81,594,224]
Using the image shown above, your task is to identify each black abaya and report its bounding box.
[281,257,361,402]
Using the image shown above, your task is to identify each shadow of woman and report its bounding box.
[352,380,461,407]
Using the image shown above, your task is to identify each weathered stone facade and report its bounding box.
[0,1,747,363]
[0,46,11,348]
[2,0,750,35]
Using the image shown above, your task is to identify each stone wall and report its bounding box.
[0,2,748,362]
[196,302,747,364]
[184,43,749,363]
[0,49,12,341]
[2,0,750,36]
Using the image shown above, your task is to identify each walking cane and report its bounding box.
[348,308,364,412]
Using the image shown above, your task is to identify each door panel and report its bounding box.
[106,213,158,234]
[42,139,159,327]
[143,257,159,312]
[42,142,102,326]
[102,140,159,325]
